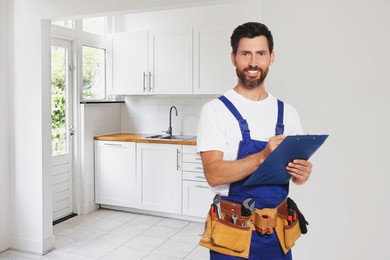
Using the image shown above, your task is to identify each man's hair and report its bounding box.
[230,22,274,55]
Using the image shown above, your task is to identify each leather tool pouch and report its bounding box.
[199,200,253,259]
[275,198,303,254]
[253,208,277,235]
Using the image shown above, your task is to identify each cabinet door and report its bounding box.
[149,28,193,94]
[137,143,182,214]
[95,141,139,207]
[194,26,237,94]
[182,180,214,218]
[110,32,149,95]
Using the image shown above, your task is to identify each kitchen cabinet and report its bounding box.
[182,145,214,218]
[110,32,148,95]
[137,143,182,214]
[149,28,193,94]
[109,27,193,95]
[95,141,139,208]
[193,26,237,94]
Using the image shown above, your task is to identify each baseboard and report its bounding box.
[10,234,55,255]
[0,235,10,253]
[81,202,99,215]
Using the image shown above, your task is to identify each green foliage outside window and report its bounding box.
[51,46,67,155]
[51,45,106,155]
[82,46,105,99]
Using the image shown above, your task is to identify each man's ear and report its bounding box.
[231,52,237,66]
[270,51,275,65]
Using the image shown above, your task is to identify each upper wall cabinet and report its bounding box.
[110,32,148,95]
[109,0,261,95]
[149,28,193,94]
[193,26,237,95]
[109,27,193,95]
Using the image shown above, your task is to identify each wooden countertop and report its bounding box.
[94,133,197,146]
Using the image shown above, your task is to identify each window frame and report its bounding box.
[51,17,111,101]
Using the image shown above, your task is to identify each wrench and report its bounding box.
[232,214,238,225]
[213,194,222,219]
[242,198,255,216]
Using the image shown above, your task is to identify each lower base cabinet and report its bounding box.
[137,143,182,214]
[95,141,139,208]
[95,141,213,219]
[182,145,214,218]
[182,180,214,218]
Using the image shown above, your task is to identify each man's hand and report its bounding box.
[263,135,285,157]
[286,159,312,185]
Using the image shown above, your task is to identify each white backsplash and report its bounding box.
[121,95,216,136]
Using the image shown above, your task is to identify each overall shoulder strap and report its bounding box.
[218,96,251,140]
[275,99,285,135]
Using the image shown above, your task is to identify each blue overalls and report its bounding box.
[210,96,292,260]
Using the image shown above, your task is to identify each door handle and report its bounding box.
[69,127,75,137]
[143,72,147,92]
[176,148,180,171]
[148,71,152,92]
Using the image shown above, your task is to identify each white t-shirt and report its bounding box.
[196,89,303,195]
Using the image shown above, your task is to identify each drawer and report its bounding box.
[182,162,203,172]
[183,153,202,163]
[183,171,207,182]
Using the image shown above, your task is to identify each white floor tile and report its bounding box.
[0,209,208,260]
[184,246,209,260]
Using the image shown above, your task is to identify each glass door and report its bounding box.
[51,38,74,221]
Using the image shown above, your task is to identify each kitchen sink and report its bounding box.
[146,135,196,140]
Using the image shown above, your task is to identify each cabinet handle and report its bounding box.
[148,71,152,92]
[195,185,209,189]
[195,157,201,161]
[143,72,147,92]
[176,149,180,171]
[195,176,205,179]
[103,143,123,147]
[195,166,203,170]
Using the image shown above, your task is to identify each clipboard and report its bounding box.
[244,134,329,186]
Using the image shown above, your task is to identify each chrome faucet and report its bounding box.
[165,106,178,137]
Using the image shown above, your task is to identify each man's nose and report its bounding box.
[248,55,258,67]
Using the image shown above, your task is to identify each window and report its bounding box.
[51,45,68,155]
[82,17,106,35]
[82,45,106,100]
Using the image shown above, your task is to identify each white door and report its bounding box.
[95,141,139,208]
[137,143,182,214]
[51,38,75,221]
[110,32,149,95]
[149,27,193,94]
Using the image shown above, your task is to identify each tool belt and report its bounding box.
[199,196,308,258]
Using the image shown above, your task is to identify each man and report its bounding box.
[197,22,313,259]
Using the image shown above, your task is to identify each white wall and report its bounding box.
[262,1,390,259]
[114,0,260,32]
[122,96,212,135]
[0,0,10,253]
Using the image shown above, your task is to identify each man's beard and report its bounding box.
[236,65,269,89]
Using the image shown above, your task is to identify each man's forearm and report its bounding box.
[202,151,268,187]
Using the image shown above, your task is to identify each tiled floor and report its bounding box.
[0,209,209,260]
